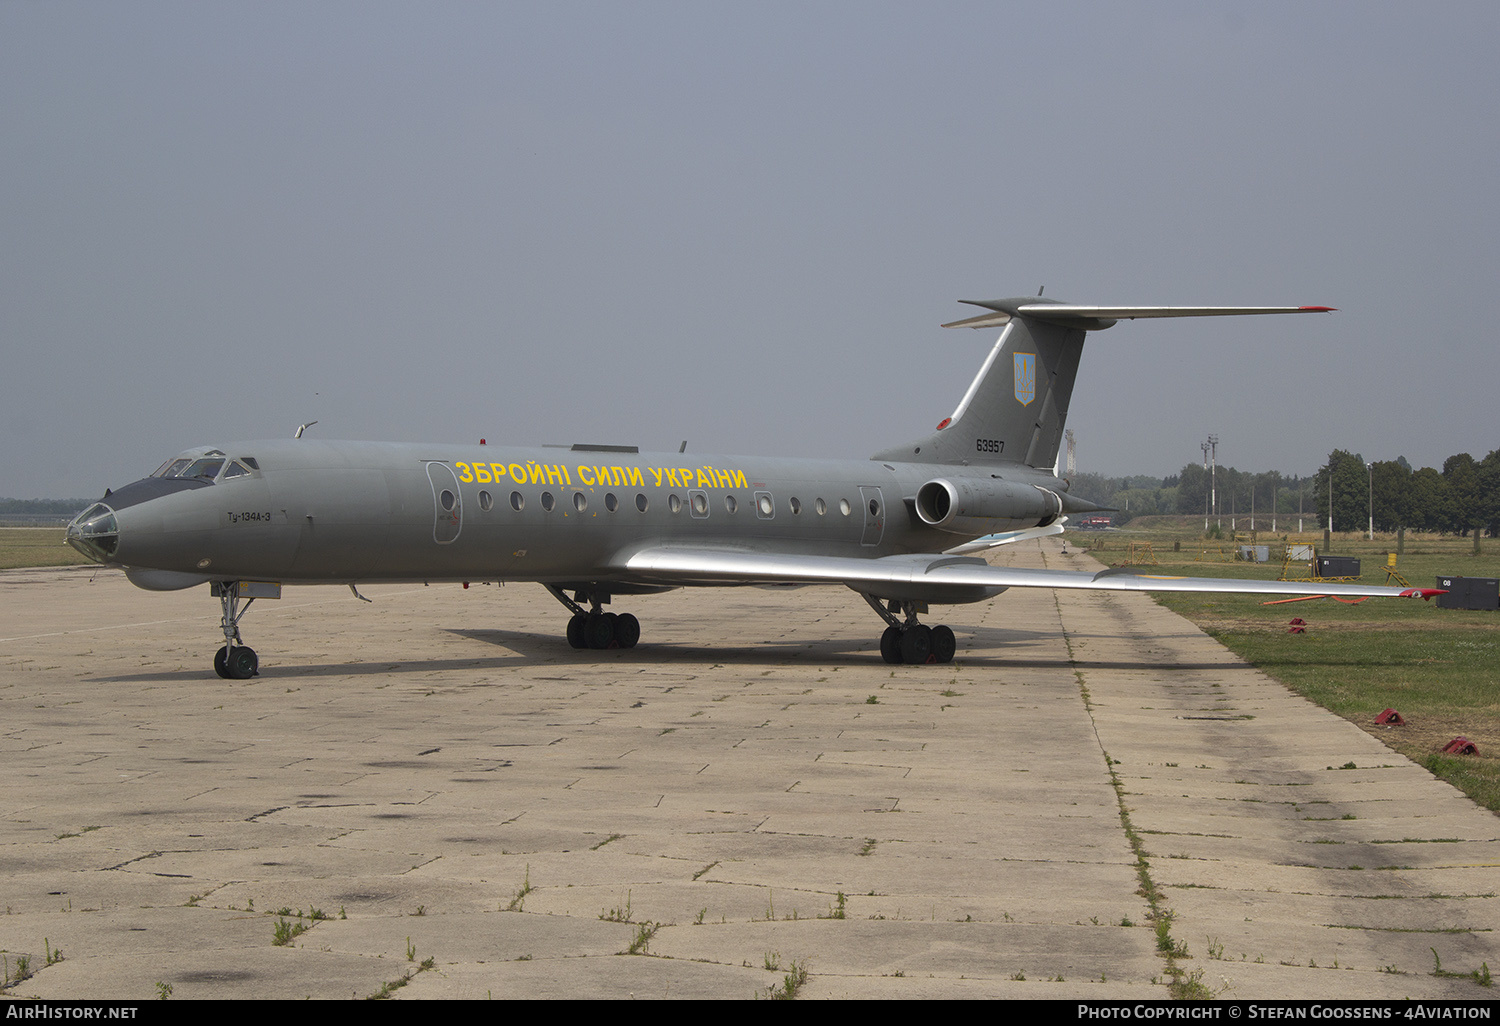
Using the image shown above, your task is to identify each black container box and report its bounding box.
[1315,556,1361,578]
[1436,575,1500,610]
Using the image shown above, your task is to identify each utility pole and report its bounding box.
[1201,441,1210,531]
[1367,462,1374,541]
[1208,435,1219,529]
[1326,470,1334,552]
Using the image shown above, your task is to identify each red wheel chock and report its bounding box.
[1375,708,1405,726]
[1442,736,1478,755]
[1287,618,1307,634]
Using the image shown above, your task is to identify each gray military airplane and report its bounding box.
[67,296,1441,679]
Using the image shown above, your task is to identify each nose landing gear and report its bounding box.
[210,581,280,679]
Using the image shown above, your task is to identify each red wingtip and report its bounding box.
[1400,588,1447,601]
[1299,306,1337,312]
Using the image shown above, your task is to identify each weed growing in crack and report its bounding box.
[626,922,659,955]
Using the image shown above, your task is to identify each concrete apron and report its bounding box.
[0,540,1494,1000]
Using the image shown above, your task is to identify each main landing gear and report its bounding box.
[210,580,280,679]
[863,594,957,665]
[547,586,640,651]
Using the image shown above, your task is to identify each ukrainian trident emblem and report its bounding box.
[1014,352,1036,406]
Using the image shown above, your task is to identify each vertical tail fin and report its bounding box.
[872,298,1087,470]
[873,297,1334,470]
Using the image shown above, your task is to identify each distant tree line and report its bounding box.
[1071,467,1319,528]
[1069,447,1500,535]
[0,498,90,515]
[1311,449,1500,536]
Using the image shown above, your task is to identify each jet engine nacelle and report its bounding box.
[914,477,1064,535]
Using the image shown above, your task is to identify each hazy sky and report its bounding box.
[4,1,1496,499]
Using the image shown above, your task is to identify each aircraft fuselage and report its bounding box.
[92,438,1066,590]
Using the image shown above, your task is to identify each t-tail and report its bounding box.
[872,297,1335,470]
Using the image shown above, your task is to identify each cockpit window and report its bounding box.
[221,460,251,480]
[156,459,193,479]
[67,503,119,562]
[182,458,225,480]
[154,450,233,480]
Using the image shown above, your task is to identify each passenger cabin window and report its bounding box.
[668,494,682,514]
[479,490,494,511]
[510,491,525,511]
[839,498,851,516]
[573,492,588,512]
[635,493,648,513]
[790,497,802,515]
[724,494,738,514]
[541,491,555,511]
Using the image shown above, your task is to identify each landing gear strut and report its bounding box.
[547,586,640,651]
[864,595,956,665]
[210,580,277,679]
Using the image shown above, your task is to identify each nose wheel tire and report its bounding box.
[214,645,258,680]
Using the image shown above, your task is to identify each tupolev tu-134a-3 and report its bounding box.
[67,296,1442,679]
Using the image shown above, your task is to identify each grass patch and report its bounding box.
[273,917,310,946]
[765,959,809,999]
[1100,528,1500,814]
[0,528,86,569]
[625,922,659,955]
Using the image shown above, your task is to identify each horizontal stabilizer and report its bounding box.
[940,310,1013,330]
[1013,304,1335,319]
[944,301,1335,331]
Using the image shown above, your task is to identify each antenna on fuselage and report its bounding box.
[294,421,318,439]
[679,440,687,453]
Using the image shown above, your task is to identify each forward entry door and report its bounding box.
[426,462,462,544]
[859,485,885,546]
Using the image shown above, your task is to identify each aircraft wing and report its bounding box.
[619,546,1440,601]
